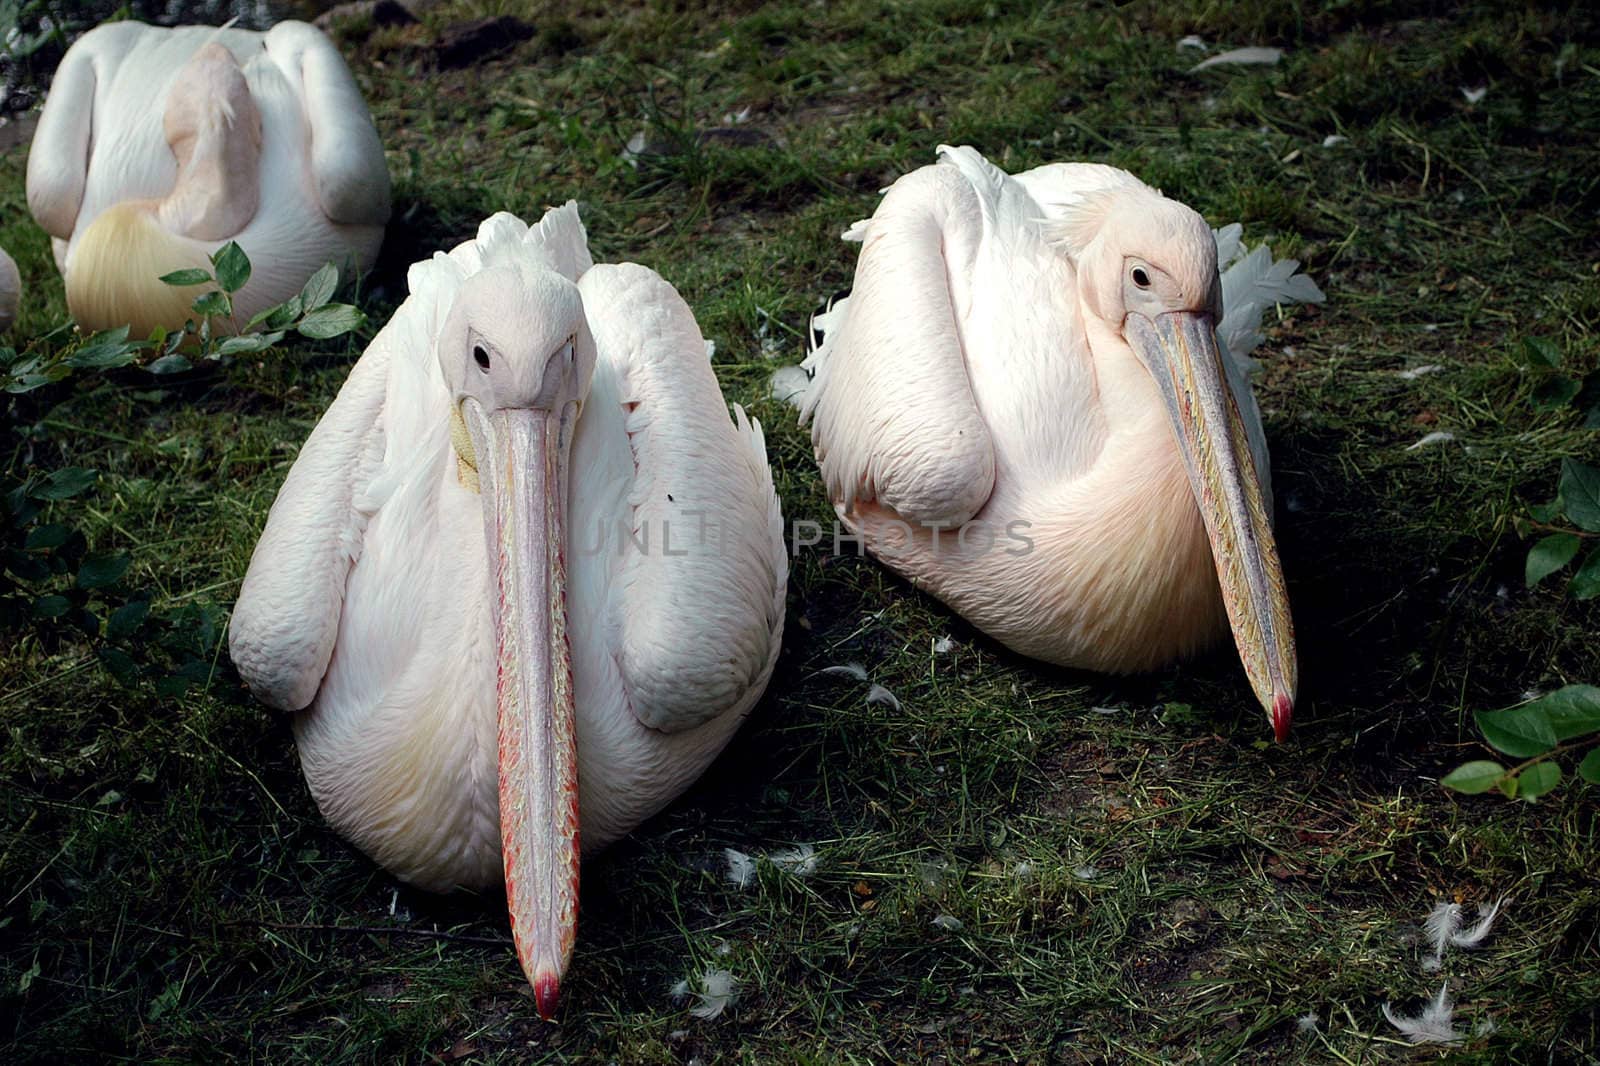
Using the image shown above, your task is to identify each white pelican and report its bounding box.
[795,146,1323,740]
[0,245,17,331]
[26,20,389,338]
[229,205,787,1015]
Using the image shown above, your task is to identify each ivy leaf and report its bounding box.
[296,304,365,340]
[210,242,252,294]
[1571,549,1600,601]
[1532,375,1581,411]
[1441,760,1506,794]
[299,263,340,312]
[1526,533,1581,585]
[77,552,131,590]
[159,268,212,287]
[1561,458,1600,532]
[1521,337,1562,368]
[1517,761,1562,802]
[1475,702,1558,758]
[1579,748,1600,785]
[32,467,99,501]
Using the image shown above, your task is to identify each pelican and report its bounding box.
[0,245,17,331]
[229,205,787,1015]
[795,146,1323,739]
[26,20,389,338]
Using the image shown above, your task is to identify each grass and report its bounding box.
[3,0,1600,1060]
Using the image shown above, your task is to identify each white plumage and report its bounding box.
[792,145,1322,737]
[26,20,389,335]
[229,204,786,1009]
[0,246,18,331]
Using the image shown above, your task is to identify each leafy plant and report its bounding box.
[1522,336,1600,428]
[1519,458,1600,599]
[0,243,366,394]
[1442,686,1600,801]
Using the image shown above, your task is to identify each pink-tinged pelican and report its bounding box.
[26,20,389,337]
[793,146,1322,740]
[228,205,787,1015]
[0,245,17,331]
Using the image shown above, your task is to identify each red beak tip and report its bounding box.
[1271,694,1293,743]
[534,973,561,1020]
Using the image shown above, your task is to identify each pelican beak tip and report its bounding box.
[1272,694,1293,743]
[534,971,561,1020]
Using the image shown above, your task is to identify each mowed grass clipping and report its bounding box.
[3,0,1599,1062]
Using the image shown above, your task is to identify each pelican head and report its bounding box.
[439,262,596,1017]
[1062,187,1297,742]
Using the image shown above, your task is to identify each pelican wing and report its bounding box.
[24,24,145,242]
[801,155,997,527]
[577,263,787,733]
[230,342,391,711]
[263,22,391,227]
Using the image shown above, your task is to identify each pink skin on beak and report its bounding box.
[482,406,581,1018]
[1128,309,1299,741]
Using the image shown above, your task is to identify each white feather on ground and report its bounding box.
[1451,898,1505,949]
[1397,364,1444,379]
[933,635,955,654]
[771,364,811,407]
[1295,1012,1319,1033]
[724,848,757,888]
[687,970,738,1019]
[1407,431,1456,451]
[866,683,901,711]
[1190,46,1283,72]
[930,914,963,931]
[1422,900,1463,972]
[1383,983,1465,1045]
[818,662,869,681]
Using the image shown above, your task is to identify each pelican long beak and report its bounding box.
[1128,310,1298,741]
[480,406,580,1018]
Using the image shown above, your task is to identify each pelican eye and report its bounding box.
[473,345,491,371]
[1132,267,1151,289]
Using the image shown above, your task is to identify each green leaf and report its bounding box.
[1536,685,1600,741]
[1579,748,1600,785]
[77,552,131,590]
[210,242,252,293]
[146,354,193,376]
[1498,772,1520,799]
[31,594,71,619]
[1475,702,1558,758]
[1572,549,1600,600]
[1441,760,1506,794]
[215,331,286,356]
[24,524,70,551]
[1521,336,1562,368]
[1517,761,1562,801]
[1532,375,1581,411]
[99,646,138,686]
[159,268,212,287]
[106,600,150,640]
[299,263,340,311]
[1528,498,1563,523]
[296,304,365,340]
[1526,533,1581,585]
[190,291,231,318]
[31,467,98,501]
[1561,459,1600,532]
